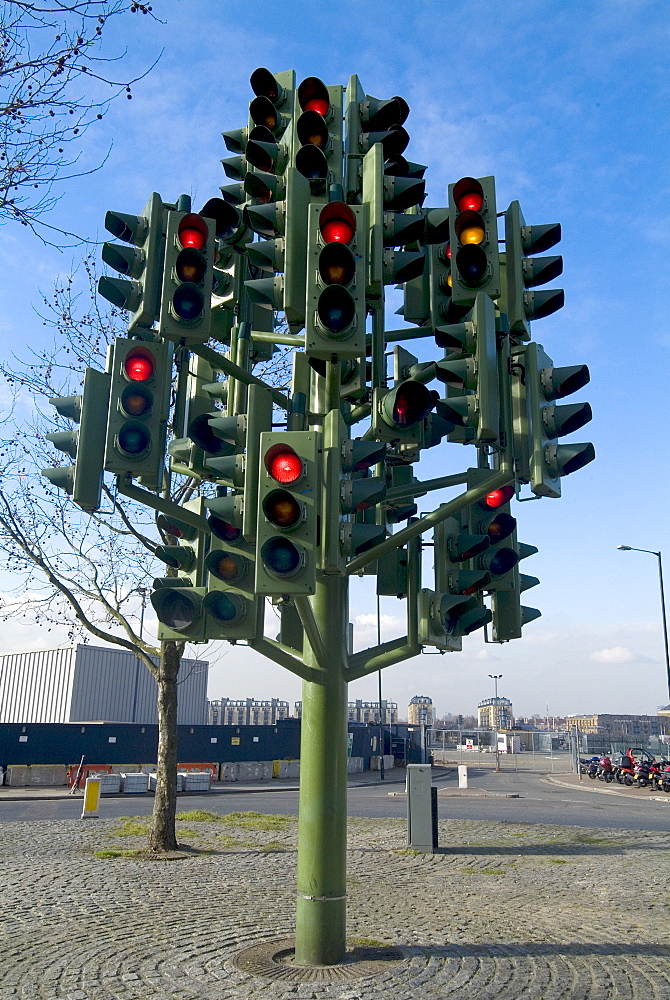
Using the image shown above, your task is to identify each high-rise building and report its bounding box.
[208,698,290,726]
[478,697,514,730]
[294,700,398,724]
[565,713,669,738]
[408,695,433,726]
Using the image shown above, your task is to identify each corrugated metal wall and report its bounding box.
[0,645,208,725]
[70,645,208,725]
[0,648,76,723]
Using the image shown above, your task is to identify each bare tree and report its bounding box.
[1,1,159,237]
[0,257,294,851]
[0,257,187,851]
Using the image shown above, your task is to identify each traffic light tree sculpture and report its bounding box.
[38,66,597,966]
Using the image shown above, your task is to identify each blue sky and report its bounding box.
[2,0,669,720]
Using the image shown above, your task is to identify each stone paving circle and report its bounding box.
[1,809,669,999]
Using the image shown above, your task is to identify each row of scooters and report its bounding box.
[580,752,670,791]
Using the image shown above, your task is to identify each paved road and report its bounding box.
[3,768,670,830]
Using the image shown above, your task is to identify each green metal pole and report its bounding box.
[294,574,349,965]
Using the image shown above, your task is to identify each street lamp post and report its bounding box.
[489,673,502,772]
[617,546,670,701]
[131,587,151,724]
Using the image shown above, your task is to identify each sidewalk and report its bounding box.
[1,799,669,998]
[0,766,407,801]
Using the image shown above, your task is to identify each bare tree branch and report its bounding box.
[1,1,160,239]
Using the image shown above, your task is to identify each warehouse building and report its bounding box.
[0,645,208,726]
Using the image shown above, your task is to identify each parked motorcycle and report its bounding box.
[586,755,600,779]
[597,755,615,782]
[614,752,636,785]
[648,759,668,791]
[634,759,652,788]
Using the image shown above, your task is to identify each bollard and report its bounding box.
[80,776,101,819]
[458,764,468,788]
[406,764,438,853]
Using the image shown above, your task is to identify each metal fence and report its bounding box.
[429,729,573,772]
[431,729,670,774]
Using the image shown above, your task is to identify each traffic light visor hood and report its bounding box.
[298,76,331,117]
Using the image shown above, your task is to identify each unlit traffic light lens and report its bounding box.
[261,537,303,577]
[176,248,207,284]
[173,282,204,322]
[117,421,151,456]
[263,489,302,529]
[121,384,152,417]
[204,590,245,624]
[207,549,249,584]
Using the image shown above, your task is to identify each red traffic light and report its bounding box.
[483,484,515,509]
[208,513,242,544]
[319,201,356,245]
[265,444,303,485]
[453,177,484,213]
[124,347,155,382]
[382,380,435,429]
[177,214,208,250]
[298,76,331,118]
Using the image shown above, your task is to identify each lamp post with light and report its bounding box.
[617,546,670,702]
[489,673,503,771]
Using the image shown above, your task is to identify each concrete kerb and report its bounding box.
[0,767,409,801]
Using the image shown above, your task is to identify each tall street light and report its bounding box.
[617,545,670,702]
[489,673,503,771]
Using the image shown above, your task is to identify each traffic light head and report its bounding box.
[503,201,564,338]
[449,176,500,307]
[516,343,595,497]
[42,368,111,512]
[159,210,215,344]
[98,193,166,335]
[255,432,320,595]
[305,201,366,360]
[103,338,172,489]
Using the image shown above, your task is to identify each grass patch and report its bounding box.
[109,818,148,838]
[394,848,421,856]
[176,810,220,822]
[174,826,196,838]
[259,841,290,852]
[548,858,568,864]
[93,848,144,859]
[222,811,295,831]
[351,937,385,948]
[215,834,245,847]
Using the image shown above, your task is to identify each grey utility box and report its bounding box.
[406,763,438,853]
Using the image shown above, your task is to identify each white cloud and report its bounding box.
[589,646,635,664]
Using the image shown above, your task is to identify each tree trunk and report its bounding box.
[148,640,180,852]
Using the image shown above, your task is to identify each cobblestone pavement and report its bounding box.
[1,812,669,999]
